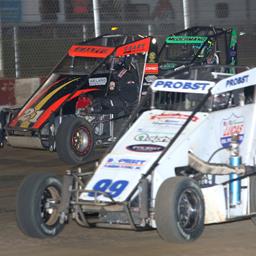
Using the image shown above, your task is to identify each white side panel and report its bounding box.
[82,110,207,202]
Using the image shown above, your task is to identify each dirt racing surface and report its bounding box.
[1,146,256,256]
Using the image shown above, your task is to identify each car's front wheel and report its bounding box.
[155,176,205,243]
[16,173,64,238]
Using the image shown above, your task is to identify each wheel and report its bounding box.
[250,175,256,224]
[16,173,64,238]
[155,176,205,243]
[56,116,94,165]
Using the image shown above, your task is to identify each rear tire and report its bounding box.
[56,116,94,165]
[16,173,64,238]
[155,176,205,243]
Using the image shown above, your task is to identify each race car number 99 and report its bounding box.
[88,179,129,198]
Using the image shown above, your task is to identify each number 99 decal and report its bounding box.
[88,179,129,198]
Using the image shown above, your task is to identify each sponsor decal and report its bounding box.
[166,36,208,44]
[220,114,244,147]
[68,45,115,58]
[226,75,249,88]
[145,63,159,74]
[127,144,164,153]
[159,63,177,70]
[134,133,171,143]
[145,75,157,83]
[152,80,211,91]
[20,108,37,122]
[116,37,151,56]
[150,113,198,122]
[104,158,146,170]
[89,77,107,86]
[148,52,157,63]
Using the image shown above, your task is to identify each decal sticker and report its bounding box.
[166,36,208,44]
[134,133,171,143]
[20,108,37,122]
[19,108,44,128]
[159,63,177,70]
[116,37,151,56]
[225,75,249,88]
[104,157,146,170]
[144,75,157,83]
[151,79,213,93]
[89,77,107,86]
[150,113,198,122]
[145,63,159,74]
[126,144,164,153]
[9,78,65,128]
[148,52,157,63]
[220,114,244,147]
[88,179,129,198]
[68,45,115,58]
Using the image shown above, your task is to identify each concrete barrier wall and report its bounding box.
[0,78,41,107]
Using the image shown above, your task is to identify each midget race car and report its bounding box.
[0,26,237,165]
[158,26,238,76]
[0,34,158,164]
[16,65,256,243]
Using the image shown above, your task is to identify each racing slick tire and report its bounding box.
[155,176,205,243]
[56,116,94,165]
[16,173,64,238]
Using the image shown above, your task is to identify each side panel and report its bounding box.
[82,110,208,202]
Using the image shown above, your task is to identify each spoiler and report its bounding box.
[212,67,256,95]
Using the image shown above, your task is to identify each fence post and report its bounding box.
[13,26,20,78]
[182,0,190,29]
[82,24,87,41]
[92,0,101,37]
[0,22,3,77]
[148,24,152,36]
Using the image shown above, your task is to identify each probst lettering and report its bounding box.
[226,75,249,88]
[153,80,210,91]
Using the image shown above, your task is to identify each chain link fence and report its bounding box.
[1,0,256,78]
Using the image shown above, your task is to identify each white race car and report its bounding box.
[16,65,256,243]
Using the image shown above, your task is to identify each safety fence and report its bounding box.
[1,0,256,78]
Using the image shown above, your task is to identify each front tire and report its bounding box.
[155,177,205,243]
[250,175,256,224]
[16,173,64,238]
[56,116,94,165]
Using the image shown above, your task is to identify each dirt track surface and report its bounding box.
[1,146,256,256]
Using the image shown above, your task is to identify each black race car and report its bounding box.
[0,34,158,164]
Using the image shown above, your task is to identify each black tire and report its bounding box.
[155,176,205,243]
[250,175,256,224]
[56,116,94,165]
[16,173,64,238]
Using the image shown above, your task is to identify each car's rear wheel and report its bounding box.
[16,173,64,238]
[56,116,94,165]
[155,176,205,243]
